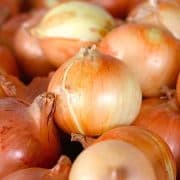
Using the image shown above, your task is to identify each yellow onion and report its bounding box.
[48,46,142,136]
[31,1,115,67]
[69,132,176,180]
[127,0,180,40]
[99,23,180,97]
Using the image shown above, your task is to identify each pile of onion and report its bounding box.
[48,46,142,136]
[0,92,61,178]
[127,0,180,40]
[133,97,180,179]
[31,1,115,67]
[99,23,180,97]
[3,155,71,180]
[14,9,55,79]
[70,126,176,180]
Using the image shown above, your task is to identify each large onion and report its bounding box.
[133,97,180,179]
[48,46,142,136]
[31,1,115,67]
[127,0,180,40]
[0,92,61,178]
[14,10,54,79]
[3,155,71,180]
[99,23,180,97]
[70,126,176,180]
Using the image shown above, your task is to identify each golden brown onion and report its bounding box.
[31,1,115,67]
[70,126,176,180]
[133,97,180,179]
[14,10,55,79]
[177,73,180,106]
[0,92,61,178]
[127,0,180,40]
[48,47,142,136]
[99,23,180,97]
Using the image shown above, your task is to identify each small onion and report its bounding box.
[70,126,176,180]
[127,0,180,40]
[99,23,180,97]
[31,1,115,67]
[0,45,19,77]
[133,97,180,179]
[48,46,142,136]
[14,10,55,79]
[0,92,61,178]
[177,73,180,106]
[3,155,71,180]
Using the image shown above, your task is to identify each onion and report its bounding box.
[0,45,19,77]
[48,46,142,136]
[99,23,180,97]
[133,97,180,179]
[14,10,55,80]
[0,92,61,178]
[31,1,115,67]
[127,0,180,40]
[70,126,176,180]
[3,155,71,180]
[177,73,180,106]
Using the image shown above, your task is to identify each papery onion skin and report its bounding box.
[127,1,180,40]
[0,93,61,178]
[32,1,115,67]
[69,138,175,180]
[3,155,71,180]
[99,23,180,97]
[48,47,142,136]
[14,10,55,79]
[133,98,180,179]
[0,45,19,77]
[177,74,180,106]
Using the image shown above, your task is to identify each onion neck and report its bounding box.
[28,92,56,145]
[78,45,98,60]
[71,133,95,148]
[48,155,72,179]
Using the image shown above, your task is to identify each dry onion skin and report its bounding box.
[133,98,180,178]
[48,47,142,136]
[31,1,115,67]
[3,155,71,180]
[0,93,61,178]
[127,0,180,40]
[99,23,180,97]
[14,10,54,79]
[69,135,176,180]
